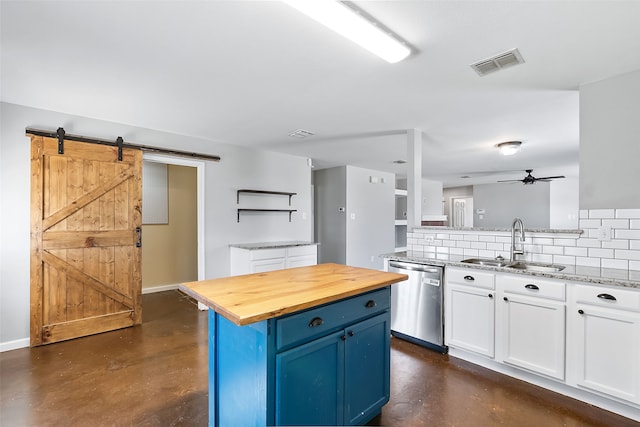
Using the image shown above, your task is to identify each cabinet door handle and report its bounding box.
[308,317,324,328]
[341,335,347,341]
[348,331,354,337]
[597,293,617,301]
[578,309,584,315]
[464,275,475,282]
[503,297,508,302]
[365,300,377,308]
[525,284,539,290]
[488,293,493,299]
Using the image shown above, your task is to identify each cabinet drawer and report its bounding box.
[500,275,565,301]
[446,268,495,289]
[287,245,317,257]
[250,248,286,261]
[276,287,390,351]
[574,284,640,312]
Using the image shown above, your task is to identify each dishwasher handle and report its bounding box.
[388,261,442,274]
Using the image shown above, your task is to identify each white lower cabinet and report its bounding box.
[445,268,495,357]
[496,274,566,380]
[230,244,317,275]
[446,265,640,418]
[567,284,640,404]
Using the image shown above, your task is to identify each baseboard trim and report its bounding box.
[142,283,179,294]
[1,337,30,352]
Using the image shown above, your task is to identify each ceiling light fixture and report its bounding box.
[496,141,522,156]
[282,0,411,63]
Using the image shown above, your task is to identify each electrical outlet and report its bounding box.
[597,225,612,241]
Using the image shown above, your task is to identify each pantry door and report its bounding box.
[30,134,142,346]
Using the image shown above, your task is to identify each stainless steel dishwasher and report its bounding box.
[388,260,447,353]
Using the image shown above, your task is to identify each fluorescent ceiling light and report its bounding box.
[282,0,410,63]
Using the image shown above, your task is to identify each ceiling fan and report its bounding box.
[498,169,565,185]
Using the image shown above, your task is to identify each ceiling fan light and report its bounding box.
[497,141,522,156]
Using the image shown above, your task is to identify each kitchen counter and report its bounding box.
[383,251,640,289]
[180,263,406,325]
[178,264,407,426]
[228,240,318,250]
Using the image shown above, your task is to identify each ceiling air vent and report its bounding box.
[288,129,315,138]
[470,48,525,76]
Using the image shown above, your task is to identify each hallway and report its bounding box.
[1,291,635,426]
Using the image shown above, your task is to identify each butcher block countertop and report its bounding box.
[178,263,408,326]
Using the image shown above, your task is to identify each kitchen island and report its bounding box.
[179,263,407,426]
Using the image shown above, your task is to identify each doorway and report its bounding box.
[141,154,205,293]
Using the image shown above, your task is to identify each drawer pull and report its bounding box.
[525,284,539,290]
[464,275,475,282]
[365,300,377,308]
[597,293,617,301]
[308,317,324,328]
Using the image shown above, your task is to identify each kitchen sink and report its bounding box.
[460,258,511,267]
[461,258,566,272]
[507,261,566,272]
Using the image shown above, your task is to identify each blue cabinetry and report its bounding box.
[208,287,391,426]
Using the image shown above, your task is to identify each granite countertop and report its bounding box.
[229,241,319,250]
[178,263,407,325]
[383,251,640,289]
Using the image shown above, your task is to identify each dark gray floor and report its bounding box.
[1,290,636,426]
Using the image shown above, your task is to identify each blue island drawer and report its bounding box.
[276,287,390,351]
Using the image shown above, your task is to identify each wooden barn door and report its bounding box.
[30,134,142,346]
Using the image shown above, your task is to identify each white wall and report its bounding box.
[0,102,313,349]
[580,69,640,209]
[550,177,579,229]
[345,166,395,270]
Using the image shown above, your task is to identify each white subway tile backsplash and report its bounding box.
[406,207,637,276]
[616,209,640,219]
[602,219,629,229]
[553,238,576,247]
[589,209,615,219]
[553,255,576,265]
[577,257,600,267]
[602,239,629,249]
[579,219,601,229]
[615,250,640,261]
[615,229,640,239]
[602,258,629,270]
[543,245,564,255]
[565,247,588,257]
[588,248,614,258]
[577,238,601,248]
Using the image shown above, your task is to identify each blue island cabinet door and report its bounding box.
[275,330,345,426]
[344,312,391,425]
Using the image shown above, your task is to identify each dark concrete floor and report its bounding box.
[1,290,636,426]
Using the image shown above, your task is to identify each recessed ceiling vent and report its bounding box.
[470,48,525,76]
[288,129,315,138]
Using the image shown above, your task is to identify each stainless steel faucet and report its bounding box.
[510,217,525,262]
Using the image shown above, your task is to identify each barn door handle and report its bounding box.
[136,227,142,248]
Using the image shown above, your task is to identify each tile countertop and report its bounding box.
[383,251,640,290]
[229,241,319,250]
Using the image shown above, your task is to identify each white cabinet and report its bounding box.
[568,284,640,404]
[230,244,317,275]
[496,274,566,380]
[445,268,496,357]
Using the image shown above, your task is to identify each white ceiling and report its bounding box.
[2,1,640,187]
